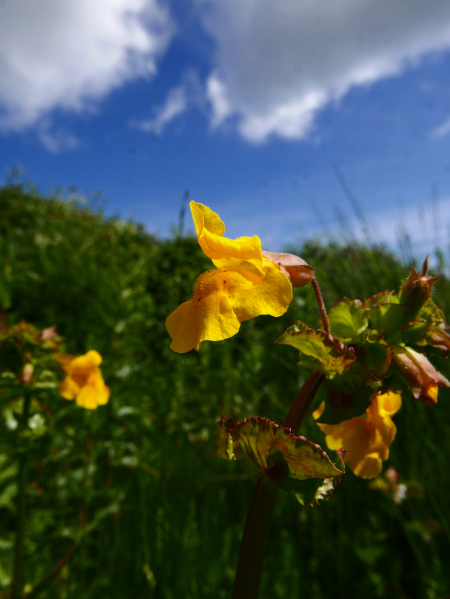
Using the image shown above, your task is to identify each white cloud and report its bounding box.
[37,121,82,153]
[0,0,173,131]
[133,86,187,136]
[132,69,204,135]
[195,0,450,143]
[431,116,450,138]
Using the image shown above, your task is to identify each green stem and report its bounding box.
[283,369,325,435]
[232,475,278,599]
[12,392,32,599]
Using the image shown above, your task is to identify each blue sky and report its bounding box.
[1,0,450,260]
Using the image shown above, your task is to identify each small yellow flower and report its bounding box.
[59,350,110,410]
[166,203,293,353]
[313,391,402,479]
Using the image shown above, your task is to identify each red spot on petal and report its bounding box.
[223,280,227,284]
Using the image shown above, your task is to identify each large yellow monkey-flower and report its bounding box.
[166,203,312,353]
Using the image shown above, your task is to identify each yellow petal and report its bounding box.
[377,391,402,417]
[59,376,79,400]
[230,263,293,321]
[190,202,263,268]
[66,350,102,373]
[99,385,111,405]
[312,401,325,420]
[315,392,401,479]
[166,278,240,353]
[76,386,100,410]
[191,201,225,237]
[351,454,382,479]
[166,262,292,353]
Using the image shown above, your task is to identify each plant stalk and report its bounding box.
[283,369,325,435]
[12,392,32,599]
[311,277,330,335]
[232,474,278,599]
[0,308,6,335]
[231,369,325,599]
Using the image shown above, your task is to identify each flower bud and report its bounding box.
[393,346,450,405]
[262,250,314,288]
[21,363,34,385]
[398,256,438,311]
[427,325,450,357]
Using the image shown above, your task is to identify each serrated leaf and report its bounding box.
[276,324,355,377]
[328,298,369,344]
[218,416,344,482]
[419,298,446,326]
[363,290,393,310]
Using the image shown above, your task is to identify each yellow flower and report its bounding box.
[59,350,110,410]
[166,262,292,353]
[166,203,293,353]
[313,391,402,479]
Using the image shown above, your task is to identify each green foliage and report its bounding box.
[1,186,450,598]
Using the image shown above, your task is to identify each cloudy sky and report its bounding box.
[1,0,450,259]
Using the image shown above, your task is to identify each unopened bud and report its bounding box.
[393,346,450,405]
[427,325,450,357]
[21,363,34,385]
[398,257,438,311]
[262,251,314,288]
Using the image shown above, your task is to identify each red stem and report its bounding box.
[231,475,278,599]
[283,369,325,435]
[311,277,330,335]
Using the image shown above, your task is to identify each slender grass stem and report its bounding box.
[24,545,74,599]
[12,392,32,599]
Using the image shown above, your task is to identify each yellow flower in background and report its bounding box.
[313,391,402,479]
[59,350,110,410]
[166,202,294,353]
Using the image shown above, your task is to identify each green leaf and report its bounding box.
[369,303,417,344]
[218,416,345,482]
[276,323,355,378]
[328,298,369,344]
[363,290,393,310]
[401,317,432,346]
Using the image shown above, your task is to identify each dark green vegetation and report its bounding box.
[1,186,449,598]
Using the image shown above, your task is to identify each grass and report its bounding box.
[0,185,449,598]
